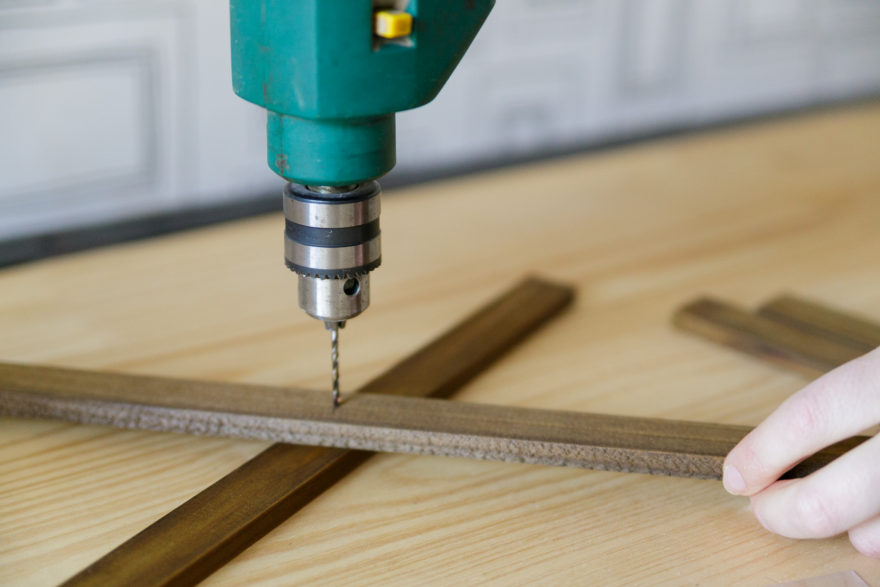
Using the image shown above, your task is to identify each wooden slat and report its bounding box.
[56,277,574,587]
[673,298,864,378]
[1,361,868,482]
[758,295,880,354]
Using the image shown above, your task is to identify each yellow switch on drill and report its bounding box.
[374,10,413,39]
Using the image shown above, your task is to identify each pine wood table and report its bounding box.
[2,103,880,585]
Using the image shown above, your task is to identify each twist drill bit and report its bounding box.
[327,321,342,407]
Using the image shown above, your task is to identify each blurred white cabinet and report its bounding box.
[0,1,269,239]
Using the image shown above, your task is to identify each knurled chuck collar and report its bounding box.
[283,182,381,323]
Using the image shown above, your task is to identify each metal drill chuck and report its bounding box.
[283,181,381,324]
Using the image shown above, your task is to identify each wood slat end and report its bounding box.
[758,294,880,353]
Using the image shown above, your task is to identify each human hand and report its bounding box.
[722,346,880,557]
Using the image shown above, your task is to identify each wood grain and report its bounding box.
[673,297,865,378]
[55,277,573,587]
[1,361,869,481]
[759,295,880,354]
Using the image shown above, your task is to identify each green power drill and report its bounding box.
[230,0,494,404]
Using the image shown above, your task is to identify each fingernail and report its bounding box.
[723,465,747,495]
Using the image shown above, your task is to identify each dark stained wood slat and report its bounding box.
[673,298,864,379]
[758,295,880,354]
[54,277,574,587]
[1,361,869,482]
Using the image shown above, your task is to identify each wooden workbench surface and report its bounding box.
[3,104,880,585]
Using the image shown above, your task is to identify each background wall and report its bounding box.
[2,0,879,242]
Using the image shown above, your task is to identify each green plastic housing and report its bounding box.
[230,0,494,186]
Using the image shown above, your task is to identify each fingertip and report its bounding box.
[748,496,768,530]
[724,439,764,495]
[725,431,785,496]
[850,535,880,559]
[723,464,747,495]
[747,484,784,536]
[849,523,880,559]
[749,492,782,536]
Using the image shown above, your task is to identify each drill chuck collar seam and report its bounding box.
[284,236,381,274]
[285,259,382,280]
